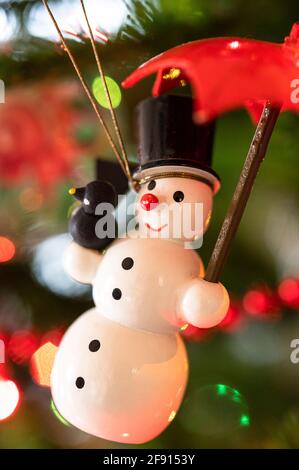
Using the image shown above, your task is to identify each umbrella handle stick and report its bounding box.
[205,102,281,283]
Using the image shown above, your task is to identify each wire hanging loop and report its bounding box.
[42,0,135,188]
[79,0,132,184]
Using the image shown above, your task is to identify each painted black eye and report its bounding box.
[89,340,101,352]
[173,191,184,202]
[76,377,85,389]
[147,180,156,191]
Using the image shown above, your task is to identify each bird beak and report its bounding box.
[68,186,85,202]
[31,342,58,388]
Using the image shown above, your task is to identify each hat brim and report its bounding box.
[134,163,221,194]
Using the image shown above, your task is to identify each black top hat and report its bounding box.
[134,95,220,193]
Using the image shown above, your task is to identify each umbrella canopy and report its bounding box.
[123,23,299,123]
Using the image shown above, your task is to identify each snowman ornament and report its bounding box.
[37,95,229,444]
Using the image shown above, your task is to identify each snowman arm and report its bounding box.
[177,278,229,328]
[63,241,102,284]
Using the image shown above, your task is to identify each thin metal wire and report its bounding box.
[79,0,133,185]
[42,0,128,177]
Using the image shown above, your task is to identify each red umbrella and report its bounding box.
[123,24,299,282]
[123,23,299,122]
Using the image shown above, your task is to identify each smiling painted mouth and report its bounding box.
[145,223,168,233]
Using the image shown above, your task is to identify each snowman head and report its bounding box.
[136,175,214,245]
[133,95,220,246]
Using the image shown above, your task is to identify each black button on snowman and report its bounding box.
[51,95,229,444]
[112,259,133,300]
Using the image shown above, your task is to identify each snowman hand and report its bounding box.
[178,278,229,328]
[63,241,102,284]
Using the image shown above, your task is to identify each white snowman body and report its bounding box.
[51,309,188,444]
[49,176,229,443]
[93,237,204,334]
[64,177,229,332]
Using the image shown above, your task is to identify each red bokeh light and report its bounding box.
[8,330,39,364]
[181,324,211,342]
[218,301,242,332]
[0,363,9,381]
[0,330,8,345]
[278,278,299,309]
[243,287,280,316]
[40,329,64,347]
[0,236,15,263]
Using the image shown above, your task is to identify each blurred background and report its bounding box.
[0,0,299,450]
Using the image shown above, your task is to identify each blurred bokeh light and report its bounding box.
[0,0,299,451]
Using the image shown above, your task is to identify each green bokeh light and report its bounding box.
[92,76,122,109]
[240,414,250,427]
[216,384,227,396]
[180,383,250,438]
[51,400,70,427]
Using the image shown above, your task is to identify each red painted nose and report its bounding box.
[140,193,159,211]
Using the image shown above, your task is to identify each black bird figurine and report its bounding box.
[69,180,118,251]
